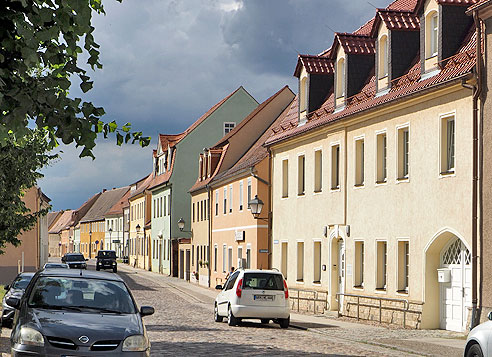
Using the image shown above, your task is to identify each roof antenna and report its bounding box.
[367,1,378,9]
[324,24,336,34]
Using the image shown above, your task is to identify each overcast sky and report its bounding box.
[39,0,390,211]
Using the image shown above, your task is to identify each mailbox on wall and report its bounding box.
[437,268,451,283]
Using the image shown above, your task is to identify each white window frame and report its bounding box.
[224,122,236,136]
[229,185,233,214]
[297,153,306,196]
[331,142,341,191]
[354,239,365,288]
[375,129,387,185]
[378,34,388,79]
[239,180,243,211]
[396,239,410,294]
[396,124,410,181]
[439,112,456,177]
[314,148,323,193]
[375,240,388,292]
[354,135,365,187]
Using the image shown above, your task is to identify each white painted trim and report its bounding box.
[212,225,268,233]
[395,123,410,181]
[438,111,457,178]
[374,130,387,185]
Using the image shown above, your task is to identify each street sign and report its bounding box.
[95,240,99,244]
[259,249,269,253]
[112,240,120,243]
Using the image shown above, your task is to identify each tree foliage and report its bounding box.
[0,0,151,158]
[0,128,56,254]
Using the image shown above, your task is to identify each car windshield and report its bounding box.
[242,273,284,291]
[12,275,33,290]
[97,251,116,258]
[27,276,137,314]
[65,255,84,262]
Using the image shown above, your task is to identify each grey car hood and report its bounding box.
[26,308,142,343]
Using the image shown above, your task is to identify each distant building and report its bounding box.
[0,186,50,283]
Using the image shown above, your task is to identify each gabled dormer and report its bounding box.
[372,10,420,92]
[330,33,375,109]
[197,147,223,182]
[294,54,334,125]
[418,0,473,75]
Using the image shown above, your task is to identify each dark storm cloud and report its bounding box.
[40,0,394,210]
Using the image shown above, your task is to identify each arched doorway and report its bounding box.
[440,238,472,331]
[423,229,471,331]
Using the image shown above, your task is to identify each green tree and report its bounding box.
[0,0,150,252]
[0,128,57,254]
[0,0,151,156]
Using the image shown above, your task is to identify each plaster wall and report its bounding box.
[190,190,210,286]
[150,186,172,274]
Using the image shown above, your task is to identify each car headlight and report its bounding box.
[19,327,44,346]
[122,335,149,352]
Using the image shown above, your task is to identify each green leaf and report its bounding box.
[116,132,123,146]
[108,121,117,133]
[80,81,93,93]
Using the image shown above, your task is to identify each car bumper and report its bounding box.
[68,263,87,269]
[231,304,290,319]
[11,344,150,356]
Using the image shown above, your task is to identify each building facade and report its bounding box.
[266,0,478,331]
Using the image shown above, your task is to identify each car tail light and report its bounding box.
[236,278,243,298]
[284,280,289,299]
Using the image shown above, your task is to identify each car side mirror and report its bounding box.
[6,297,20,310]
[488,311,492,321]
[4,284,9,291]
[215,285,223,290]
[61,258,65,262]
[140,306,154,317]
[85,258,89,261]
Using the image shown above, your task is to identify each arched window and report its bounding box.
[425,11,438,58]
[299,77,308,113]
[336,58,345,98]
[378,35,388,79]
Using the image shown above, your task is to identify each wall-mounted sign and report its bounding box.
[234,230,245,241]
[273,240,279,244]
[112,240,120,243]
[259,249,269,253]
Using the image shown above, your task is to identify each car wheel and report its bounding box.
[228,305,238,326]
[466,343,484,357]
[96,266,100,271]
[214,304,223,322]
[278,316,290,329]
[261,319,269,324]
[113,267,117,273]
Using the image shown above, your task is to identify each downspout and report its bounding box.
[207,184,211,287]
[343,128,348,227]
[462,12,482,329]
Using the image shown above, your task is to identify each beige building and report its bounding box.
[266,0,479,331]
[0,186,50,283]
[188,86,295,287]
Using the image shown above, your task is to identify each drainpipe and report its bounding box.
[462,12,482,329]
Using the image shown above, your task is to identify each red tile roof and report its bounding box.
[333,33,375,56]
[105,189,132,216]
[265,28,477,147]
[438,0,477,5]
[387,0,418,11]
[49,210,74,234]
[466,0,490,12]
[129,173,153,200]
[158,133,186,152]
[294,55,334,77]
[372,10,420,36]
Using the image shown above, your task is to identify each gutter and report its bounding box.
[462,12,483,329]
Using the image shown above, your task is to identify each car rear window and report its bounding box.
[242,273,284,291]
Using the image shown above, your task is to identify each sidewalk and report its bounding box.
[120,264,467,357]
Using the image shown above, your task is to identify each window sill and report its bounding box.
[425,53,438,60]
[313,281,321,285]
[353,285,364,290]
[354,183,365,188]
[375,288,387,294]
[375,180,387,185]
[330,186,340,192]
[396,177,409,183]
[296,280,304,284]
[440,170,455,177]
[396,289,409,295]
[297,193,305,197]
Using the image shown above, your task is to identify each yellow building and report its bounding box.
[188,86,295,287]
[266,0,478,331]
[79,187,129,259]
[128,174,153,270]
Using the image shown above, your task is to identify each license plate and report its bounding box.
[254,295,274,301]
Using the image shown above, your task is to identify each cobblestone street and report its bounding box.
[0,262,467,356]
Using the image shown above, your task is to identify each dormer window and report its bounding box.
[426,11,438,58]
[378,35,388,79]
[336,58,345,98]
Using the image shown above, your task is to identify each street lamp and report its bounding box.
[248,195,265,220]
[177,218,192,234]
[109,227,113,251]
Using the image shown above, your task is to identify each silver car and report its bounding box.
[464,312,492,357]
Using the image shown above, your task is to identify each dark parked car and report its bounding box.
[2,272,35,327]
[61,253,88,269]
[96,250,118,273]
[8,269,154,356]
